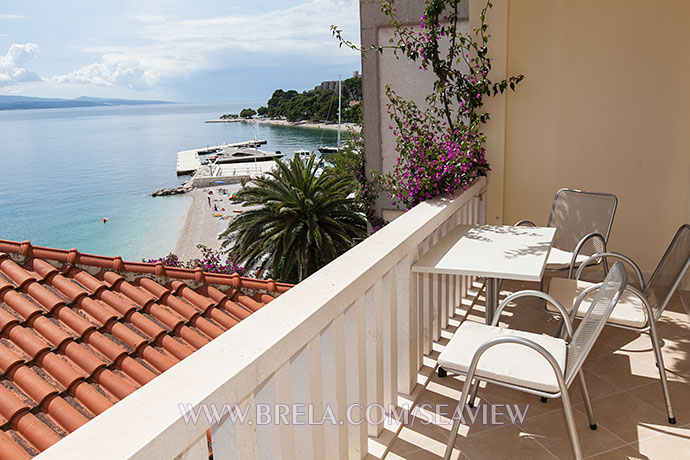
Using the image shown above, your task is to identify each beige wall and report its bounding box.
[480,0,690,273]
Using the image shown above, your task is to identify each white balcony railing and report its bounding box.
[35,177,487,460]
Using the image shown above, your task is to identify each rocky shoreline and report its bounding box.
[152,186,189,197]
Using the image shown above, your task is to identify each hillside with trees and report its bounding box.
[258,76,361,123]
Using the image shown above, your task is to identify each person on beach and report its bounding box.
[207,196,211,208]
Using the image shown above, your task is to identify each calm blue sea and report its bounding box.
[0,103,339,261]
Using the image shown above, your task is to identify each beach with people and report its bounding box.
[174,184,245,261]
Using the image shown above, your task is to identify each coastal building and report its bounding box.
[0,240,291,458]
[313,71,361,92]
[314,80,338,92]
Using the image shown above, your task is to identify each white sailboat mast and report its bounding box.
[337,74,342,148]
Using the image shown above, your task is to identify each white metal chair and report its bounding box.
[517,188,617,276]
[438,262,628,460]
[547,223,690,424]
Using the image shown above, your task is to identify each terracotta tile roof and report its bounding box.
[0,239,292,459]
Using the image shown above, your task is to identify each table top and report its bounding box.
[412,224,556,282]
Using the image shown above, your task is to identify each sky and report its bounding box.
[0,0,361,103]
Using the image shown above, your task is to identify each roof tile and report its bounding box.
[35,352,86,392]
[0,258,36,290]
[2,291,44,322]
[42,395,88,432]
[0,430,31,460]
[0,240,291,457]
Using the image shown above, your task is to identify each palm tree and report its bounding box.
[221,155,367,283]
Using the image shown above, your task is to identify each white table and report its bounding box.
[412,225,556,324]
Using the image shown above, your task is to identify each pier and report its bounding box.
[176,140,268,175]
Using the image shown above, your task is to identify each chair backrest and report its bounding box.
[644,224,690,321]
[547,189,617,255]
[564,262,627,385]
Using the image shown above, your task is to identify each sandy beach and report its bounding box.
[250,118,361,133]
[206,118,361,134]
[174,184,245,261]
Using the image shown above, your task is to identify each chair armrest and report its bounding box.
[567,232,606,278]
[575,251,646,291]
[514,219,537,227]
[493,290,574,339]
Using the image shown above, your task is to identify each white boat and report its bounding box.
[205,147,283,165]
[294,149,311,158]
[317,146,339,155]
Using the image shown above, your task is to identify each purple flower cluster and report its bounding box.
[143,253,183,268]
[144,245,247,276]
[383,117,488,208]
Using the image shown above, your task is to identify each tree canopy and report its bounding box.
[264,76,362,123]
[220,156,367,283]
[239,108,257,118]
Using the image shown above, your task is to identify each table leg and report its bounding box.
[485,278,500,324]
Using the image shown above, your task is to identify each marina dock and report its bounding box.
[176,140,268,175]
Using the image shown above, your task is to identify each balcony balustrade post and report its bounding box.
[320,316,348,458]
[176,434,207,460]
[210,395,257,460]
[396,252,418,395]
[478,191,486,225]
[381,270,398,409]
[344,299,369,458]
[418,236,432,357]
[439,221,449,329]
[433,271,442,343]
[455,273,461,313]
[462,203,470,298]
[290,341,325,459]
[364,284,384,438]
[254,365,295,460]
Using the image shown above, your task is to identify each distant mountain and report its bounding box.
[0,95,172,111]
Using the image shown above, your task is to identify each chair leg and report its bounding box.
[577,371,597,429]
[561,387,584,460]
[648,321,676,424]
[443,373,476,460]
[468,379,480,408]
[554,317,565,339]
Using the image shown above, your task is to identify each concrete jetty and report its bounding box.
[176,140,268,175]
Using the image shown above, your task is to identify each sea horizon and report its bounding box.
[0,102,339,261]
